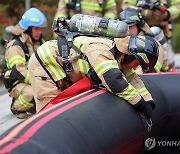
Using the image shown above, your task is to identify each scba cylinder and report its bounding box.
[67,14,129,38]
[150,26,175,67]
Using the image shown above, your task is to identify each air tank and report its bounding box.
[150,26,175,68]
[66,14,129,38]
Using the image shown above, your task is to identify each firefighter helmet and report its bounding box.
[19,8,47,30]
[119,7,145,27]
[128,35,159,70]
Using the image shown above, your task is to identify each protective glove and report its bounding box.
[133,98,155,119]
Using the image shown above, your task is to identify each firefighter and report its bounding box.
[28,32,158,120]
[4,8,47,119]
[121,0,180,26]
[121,0,180,68]
[119,7,169,73]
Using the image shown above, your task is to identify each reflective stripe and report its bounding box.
[169,6,179,18]
[81,1,115,11]
[154,61,162,72]
[104,0,116,10]
[30,18,40,22]
[24,71,30,84]
[117,84,137,100]
[104,12,116,19]
[64,0,69,3]
[162,61,169,71]
[138,87,150,96]
[78,59,90,76]
[73,36,87,52]
[94,60,119,76]
[18,95,34,108]
[123,0,137,5]
[54,13,67,20]
[73,36,89,76]
[81,1,103,11]
[124,69,135,78]
[6,55,26,69]
[39,42,66,80]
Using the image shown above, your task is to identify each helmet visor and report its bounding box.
[140,56,157,70]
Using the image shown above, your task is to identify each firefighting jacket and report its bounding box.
[33,36,153,105]
[54,0,117,20]
[122,0,180,25]
[4,32,43,88]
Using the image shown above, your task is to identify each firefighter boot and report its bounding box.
[10,99,28,119]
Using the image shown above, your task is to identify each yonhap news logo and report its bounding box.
[145,137,180,150]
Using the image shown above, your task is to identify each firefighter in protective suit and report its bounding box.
[119,7,169,73]
[28,30,158,120]
[4,8,47,119]
[121,0,180,26]
[121,0,180,68]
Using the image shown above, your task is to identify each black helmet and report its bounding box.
[119,7,145,27]
[128,35,159,70]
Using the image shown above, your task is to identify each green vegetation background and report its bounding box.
[0,0,180,53]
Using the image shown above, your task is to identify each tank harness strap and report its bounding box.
[109,45,119,58]
[57,38,72,75]
[13,36,29,61]
[34,50,60,89]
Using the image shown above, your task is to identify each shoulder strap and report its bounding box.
[12,36,28,55]
[57,38,72,74]
[34,50,60,89]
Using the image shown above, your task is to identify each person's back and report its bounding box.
[29,30,159,123]
[4,8,47,119]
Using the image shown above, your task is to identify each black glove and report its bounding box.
[133,98,155,119]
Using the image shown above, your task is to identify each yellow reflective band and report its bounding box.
[40,42,66,80]
[78,59,90,76]
[123,0,137,5]
[81,1,103,11]
[54,13,67,20]
[94,60,119,77]
[104,0,116,10]
[7,55,26,69]
[73,36,87,52]
[64,0,69,3]
[162,61,169,71]
[104,12,116,19]
[30,18,40,22]
[154,61,161,72]
[138,87,150,96]
[117,84,137,100]
[18,95,34,108]
[137,52,149,63]
[130,15,140,21]
[169,6,179,18]
[137,39,145,48]
[24,71,30,84]
[124,69,135,78]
